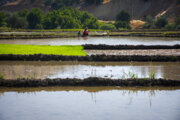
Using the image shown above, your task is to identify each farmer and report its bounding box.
[83,27,88,36]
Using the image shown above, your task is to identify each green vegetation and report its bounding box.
[2,7,99,30]
[143,15,180,30]
[0,44,86,56]
[149,71,156,79]
[155,15,168,29]
[115,10,131,30]
[0,12,6,27]
[27,8,43,29]
[99,22,116,30]
[0,72,5,80]
[121,71,138,79]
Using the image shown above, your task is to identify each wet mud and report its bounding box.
[0,54,179,62]
[0,77,180,87]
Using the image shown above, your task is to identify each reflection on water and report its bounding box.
[0,61,180,80]
[0,87,179,120]
[0,36,180,45]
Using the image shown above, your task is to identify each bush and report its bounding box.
[0,12,6,27]
[114,21,131,29]
[116,10,130,22]
[155,15,168,29]
[27,8,43,29]
[165,24,175,30]
[99,23,116,30]
[176,24,180,30]
[6,13,28,29]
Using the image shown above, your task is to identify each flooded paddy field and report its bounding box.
[0,36,180,45]
[0,87,179,120]
[0,61,180,80]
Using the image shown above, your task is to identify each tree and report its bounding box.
[58,15,80,28]
[116,10,130,22]
[80,11,99,29]
[17,9,29,18]
[0,12,6,27]
[142,15,155,29]
[114,21,131,29]
[6,13,28,29]
[27,8,43,29]
[99,23,116,30]
[155,15,168,29]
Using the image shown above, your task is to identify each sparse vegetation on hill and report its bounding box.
[143,15,180,30]
[115,10,131,30]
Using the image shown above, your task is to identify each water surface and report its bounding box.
[0,61,179,80]
[0,87,179,120]
[0,36,180,45]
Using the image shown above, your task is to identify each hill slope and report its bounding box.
[80,0,179,20]
[0,0,179,20]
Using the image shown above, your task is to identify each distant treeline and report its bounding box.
[0,7,99,29]
[0,6,180,30]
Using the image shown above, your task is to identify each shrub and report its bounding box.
[6,13,28,29]
[116,10,130,22]
[176,24,180,30]
[165,24,175,30]
[0,12,6,27]
[149,71,156,79]
[27,8,43,29]
[114,21,131,29]
[155,15,168,29]
[99,23,116,30]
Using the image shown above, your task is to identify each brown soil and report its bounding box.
[85,49,180,56]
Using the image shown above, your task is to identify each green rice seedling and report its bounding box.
[149,71,156,79]
[0,44,87,56]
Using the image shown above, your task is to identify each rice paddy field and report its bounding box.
[0,34,180,120]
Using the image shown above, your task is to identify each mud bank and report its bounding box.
[0,54,179,62]
[0,78,180,87]
[1,31,180,39]
[83,44,180,50]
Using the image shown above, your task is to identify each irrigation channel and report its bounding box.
[0,87,180,120]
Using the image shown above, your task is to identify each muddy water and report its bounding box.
[0,36,180,45]
[0,87,179,120]
[0,61,180,80]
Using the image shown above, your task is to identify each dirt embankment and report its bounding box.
[0,78,180,87]
[0,54,180,62]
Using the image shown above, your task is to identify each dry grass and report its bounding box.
[130,20,145,30]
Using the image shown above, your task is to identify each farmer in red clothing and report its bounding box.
[83,27,88,36]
